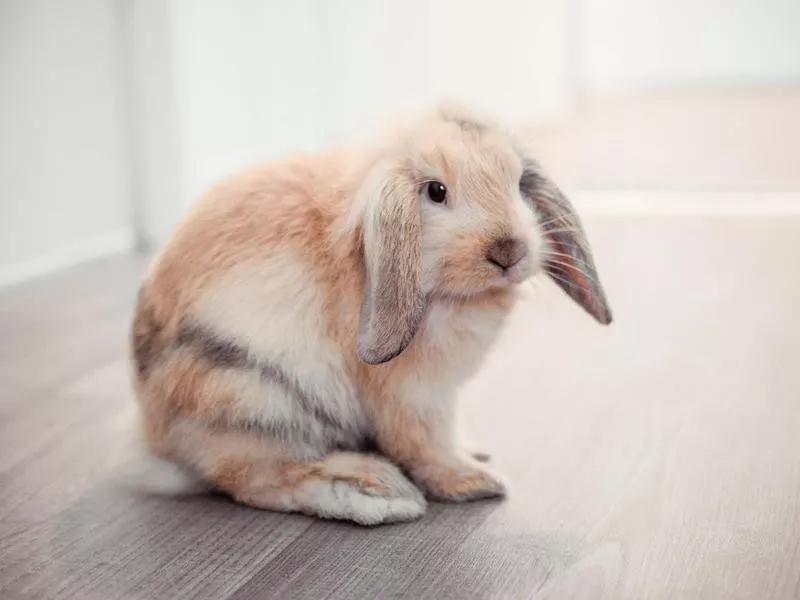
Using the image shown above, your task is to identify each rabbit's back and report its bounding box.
[131,151,372,458]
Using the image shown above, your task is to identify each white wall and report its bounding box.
[169,0,329,206]
[430,0,570,123]
[140,0,571,239]
[122,0,184,248]
[0,0,134,285]
[578,0,800,95]
[319,0,571,143]
[315,0,437,146]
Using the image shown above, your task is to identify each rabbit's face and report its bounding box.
[357,107,611,365]
[409,120,542,299]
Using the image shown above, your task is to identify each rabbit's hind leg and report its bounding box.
[167,420,427,526]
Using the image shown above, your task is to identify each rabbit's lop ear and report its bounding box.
[521,165,613,325]
[357,168,425,364]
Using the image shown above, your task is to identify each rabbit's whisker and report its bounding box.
[542,258,601,287]
[541,249,591,270]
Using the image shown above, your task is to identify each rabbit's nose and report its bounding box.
[486,237,527,270]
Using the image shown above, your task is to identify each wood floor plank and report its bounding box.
[0,254,147,405]
[0,361,313,600]
[229,503,519,600]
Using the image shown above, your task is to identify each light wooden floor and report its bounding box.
[1,215,799,599]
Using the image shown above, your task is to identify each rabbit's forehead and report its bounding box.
[408,128,523,190]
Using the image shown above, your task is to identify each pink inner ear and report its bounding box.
[543,229,612,325]
[520,165,612,323]
[528,177,612,324]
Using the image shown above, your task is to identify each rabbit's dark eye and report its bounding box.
[424,180,447,204]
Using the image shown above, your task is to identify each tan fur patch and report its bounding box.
[145,150,356,332]
[137,349,239,457]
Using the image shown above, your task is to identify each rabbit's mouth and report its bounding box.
[491,256,539,287]
[487,240,541,287]
[431,255,539,300]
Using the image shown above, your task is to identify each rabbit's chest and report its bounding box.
[419,296,514,380]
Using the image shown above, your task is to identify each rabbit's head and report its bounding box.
[356,106,611,364]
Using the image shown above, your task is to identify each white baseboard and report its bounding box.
[572,191,800,216]
[0,228,136,289]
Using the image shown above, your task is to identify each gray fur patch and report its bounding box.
[131,287,166,378]
[450,117,485,133]
[176,321,367,449]
[177,322,250,369]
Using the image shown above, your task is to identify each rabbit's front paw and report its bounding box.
[412,461,507,502]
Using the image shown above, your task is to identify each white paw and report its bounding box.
[295,458,427,526]
[332,482,427,525]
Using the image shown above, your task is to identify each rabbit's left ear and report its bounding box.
[521,165,613,325]
[357,167,425,364]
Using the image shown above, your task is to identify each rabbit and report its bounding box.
[130,104,612,526]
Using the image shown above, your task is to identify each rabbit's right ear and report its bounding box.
[357,167,425,365]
